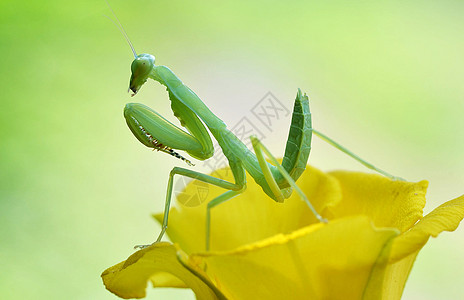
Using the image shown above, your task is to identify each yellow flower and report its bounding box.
[102,166,464,299]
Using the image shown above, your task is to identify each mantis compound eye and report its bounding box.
[129,54,155,95]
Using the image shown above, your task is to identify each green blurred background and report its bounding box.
[1,0,463,299]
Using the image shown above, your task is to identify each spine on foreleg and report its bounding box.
[280,89,312,188]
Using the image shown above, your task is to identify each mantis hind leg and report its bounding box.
[250,136,328,224]
[312,129,405,181]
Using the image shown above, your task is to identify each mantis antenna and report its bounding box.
[105,0,137,58]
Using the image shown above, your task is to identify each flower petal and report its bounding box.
[101,242,226,299]
[378,252,418,300]
[389,194,464,263]
[375,195,464,299]
[155,166,342,253]
[189,216,399,300]
[329,171,428,232]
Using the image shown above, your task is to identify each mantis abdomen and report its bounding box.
[281,89,312,188]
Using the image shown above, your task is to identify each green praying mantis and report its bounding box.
[109,6,403,251]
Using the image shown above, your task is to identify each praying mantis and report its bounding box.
[110,6,402,251]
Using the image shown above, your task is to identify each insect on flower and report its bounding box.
[107,2,402,251]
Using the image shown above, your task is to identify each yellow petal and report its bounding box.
[190,216,399,300]
[101,242,227,299]
[329,171,428,232]
[155,166,342,253]
[379,252,419,300]
[389,194,464,263]
[376,195,464,299]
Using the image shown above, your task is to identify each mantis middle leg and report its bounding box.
[153,164,246,251]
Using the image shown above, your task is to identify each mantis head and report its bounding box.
[129,53,155,96]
